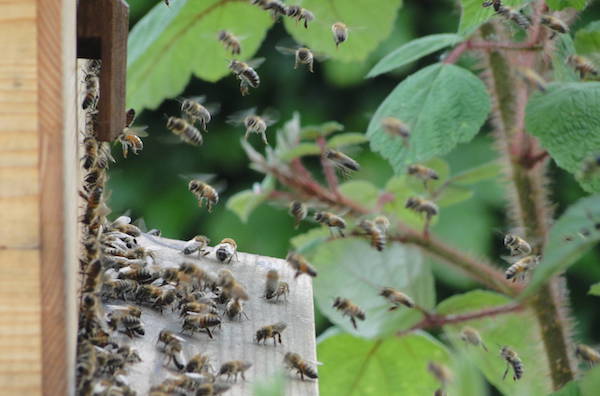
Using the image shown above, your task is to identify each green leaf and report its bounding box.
[546,0,587,11]
[524,195,600,296]
[317,333,450,395]
[575,21,600,65]
[553,35,580,82]
[367,63,490,174]
[525,83,600,193]
[279,143,321,162]
[338,180,380,210]
[437,185,474,207]
[226,189,267,223]
[581,366,600,396]
[452,161,502,185]
[127,0,273,111]
[312,238,434,338]
[290,227,330,257]
[589,282,600,296]
[438,290,553,396]
[550,381,583,396]
[383,175,434,228]
[458,0,528,36]
[253,370,285,396]
[282,0,403,62]
[300,121,344,140]
[367,34,463,78]
[327,132,368,148]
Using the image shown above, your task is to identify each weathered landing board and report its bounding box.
[116,234,319,395]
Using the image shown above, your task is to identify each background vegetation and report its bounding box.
[109,1,600,394]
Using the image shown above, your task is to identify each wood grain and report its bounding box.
[0,0,41,394]
[77,0,129,142]
[115,235,320,395]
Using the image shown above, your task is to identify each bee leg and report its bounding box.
[241,311,249,320]
[502,364,509,380]
[206,328,213,339]
[309,60,314,73]
[350,317,357,329]
[300,370,305,381]
[244,130,251,140]
[338,228,345,238]
[294,59,299,70]
[260,131,268,145]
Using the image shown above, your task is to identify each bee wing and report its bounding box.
[261,108,280,125]
[124,125,149,137]
[178,173,217,183]
[133,217,148,232]
[187,95,207,104]
[226,107,257,125]
[246,57,266,69]
[204,102,221,116]
[105,304,131,311]
[125,108,136,127]
[275,46,297,56]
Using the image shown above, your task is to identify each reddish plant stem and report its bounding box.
[397,302,523,337]
[316,136,340,196]
[443,41,469,64]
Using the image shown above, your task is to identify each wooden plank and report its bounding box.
[115,235,319,395]
[77,0,129,141]
[0,0,41,394]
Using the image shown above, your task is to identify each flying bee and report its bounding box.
[217,30,242,56]
[407,164,439,188]
[227,107,278,145]
[286,5,314,28]
[541,15,569,34]
[500,346,523,381]
[332,297,365,329]
[118,108,148,158]
[178,96,215,133]
[516,67,547,92]
[189,180,219,212]
[185,353,213,374]
[503,233,532,257]
[218,360,252,381]
[251,0,288,19]
[182,235,211,256]
[276,46,318,72]
[374,215,390,233]
[324,149,360,177]
[314,211,347,237]
[225,298,249,321]
[255,322,287,345]
[568,55,599,78]
[331,22,348,48]
[289,201,307,228]
[428,361,453,387]
[182,313,222,338]
[82,71,100,110]
[460,327,488,351]
[405,197,438,221]
[381,117,410,145]
[496,5,531,30]
[575,344,600,367]
[209,238,238,264]
[357,219,386,251]
[228,58,264,96]
[284,352,319,381]
[379,287,415,311]
[504,255,540,282]
[482,0,501,11]
[166,116,203,145]
[286,252,317,279]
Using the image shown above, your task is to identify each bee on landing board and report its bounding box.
[227,107,278,145]
[284,352,319,381]
[217,360,252,381]
[182,235,211,256]
[255,322,287,345]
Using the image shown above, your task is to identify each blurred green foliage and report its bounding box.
[113,1,600,394]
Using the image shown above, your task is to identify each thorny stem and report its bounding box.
[397,302,524,337]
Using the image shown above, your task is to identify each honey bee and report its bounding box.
[286,252,317,279]
[255,322,287,345]
[516,67,547,92]
[332,297,365,329]
[225,298,249,321]
[504,255,540,282]
[178,97,214,133]
[428,361,453,387]
[81,136,99,170]
[264,269,280,299]
[496,5,531,30]
[407,164,439,187]
[183,235,211,256]
[166,116,203,145]
[162,335,186,370]
[118,265,159,284]
[196,382,232,396]
[227,107,278,144]
[276,46,316,72]
[314,211,347,237]
[212,238,238,264]
[218,360,252,381]
[459,327,488,351]
[217,30,242,56]
[251,0,288,19]
[331,22,348,48]
[357,219,386,251]
[82,70,100,110]
[273,282,290,302]
[102,279,139,301]
[189,180,219,212]
[152,289,177,313]
[405,197,438,219]
[374,216,390,233]
[541,15,569,34]
[289,201,307,228]
[379,287,415,311]
[324,149,360,177]
[284,352,318,381]
[381,117,410,145]
[575,344,600,367]
[286,5,314,28]
[500,346,523,381]
[482,0,501,11]
[504,233,532,257]
[118,108,148,158]
[185,353,214,374]
[182,313,222,338]
[82,259,102,293]
[180,301,219,318]
[107,307,145,338]
[568,55,599,78]
[228,58,264,96]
